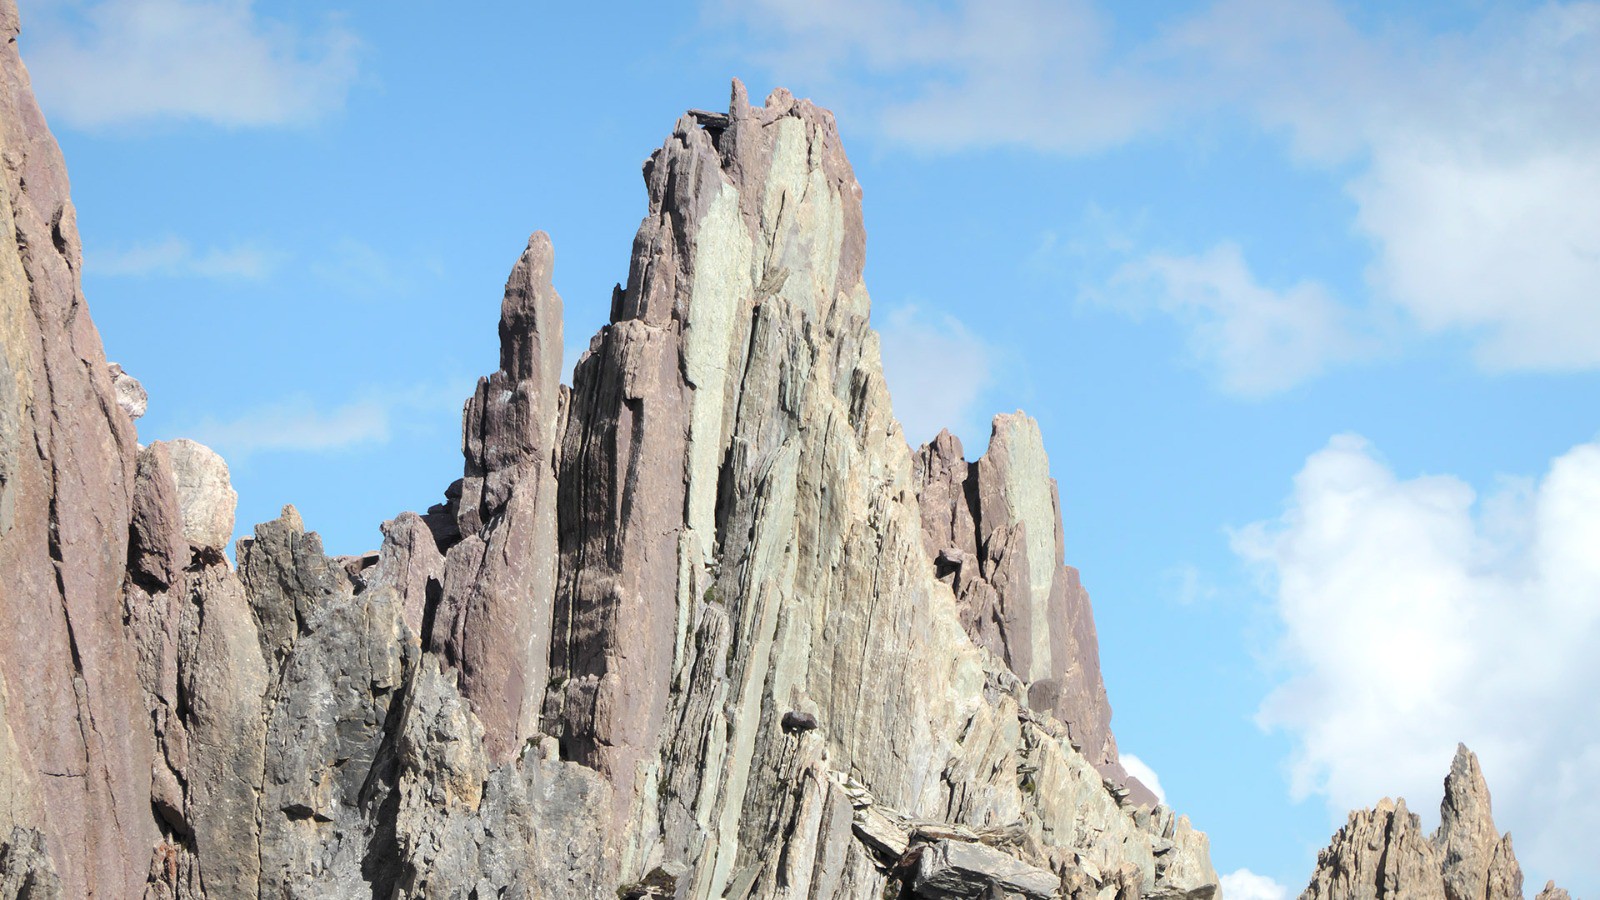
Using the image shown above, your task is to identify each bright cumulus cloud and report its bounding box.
[1178,0,1600,373]
[24,0,359,129]
[1221,868,1289,900]
[1236,434,1600,890]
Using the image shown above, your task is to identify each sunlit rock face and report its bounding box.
[1301,745,1546,900]
[0,0,1221,893]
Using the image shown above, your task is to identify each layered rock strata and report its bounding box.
[912,424,1154,807]
[1301,746,1562,900]
[0,2,1220,895]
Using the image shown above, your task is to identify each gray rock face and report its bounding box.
[0,0,1236,892]
[1301,746,1529,900]
[0,827,60,899]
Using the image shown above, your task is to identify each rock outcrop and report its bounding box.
[0,1,1223,896]
[1301,746,1551,900]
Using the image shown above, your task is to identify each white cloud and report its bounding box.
[310,238,444,298]
[1167,0,1600,373]
[1237,434,1600,892]
[1112,243,1364,396]
[718,0,1165,154]
[93,236,277,279]
[1351,142,1600,370]
[1119,753,1167,805]
[184,383,467,459]
[24,0,359,129]
[728,0,1600,375]
[1221,868,1289,900]
[876,303,993,448]
[188,397,391,457]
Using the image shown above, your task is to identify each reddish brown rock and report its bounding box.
[0,1,159,893]
[431,232,564,766]
[376,511,445,639]
[129,444,187,590]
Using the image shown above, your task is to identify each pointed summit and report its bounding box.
[1302,745,1529,900]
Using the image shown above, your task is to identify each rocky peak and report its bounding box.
[0,2,1224,891]
[1437,744,1520,900]
[1301,746,1543,900]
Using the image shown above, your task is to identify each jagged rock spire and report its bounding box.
[1438,744,1522,900]
[430,231,565,764]
[1301,745,1528,900]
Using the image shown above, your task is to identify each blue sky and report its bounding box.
[18,0,1600,895]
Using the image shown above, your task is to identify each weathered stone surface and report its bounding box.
[253,515,410,898]
[1437,744,1524,900]
[178,563,269,899]
[912,839,1059,899]
[1301,746,1528,900]
[107,362,147,420]
[162,438,237,553]
[1534,881,1571,900]
[0,827,61,900]
[1302,798,1444,900]
[376,511,445,640]
[913,420,1153,807]
[237,506,352,674]
[129,443,187,589]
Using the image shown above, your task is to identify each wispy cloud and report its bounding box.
[1238,433,1600,889]
[184,382,468,460]
[25,0,360,129]
[725,1,1600,377]
[876,303,994,447]
[1172,0,1600,373]
[92,236,279,279]
[718,0,1163,154]
[1109,242,1367,396]
[310,238,444,298]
